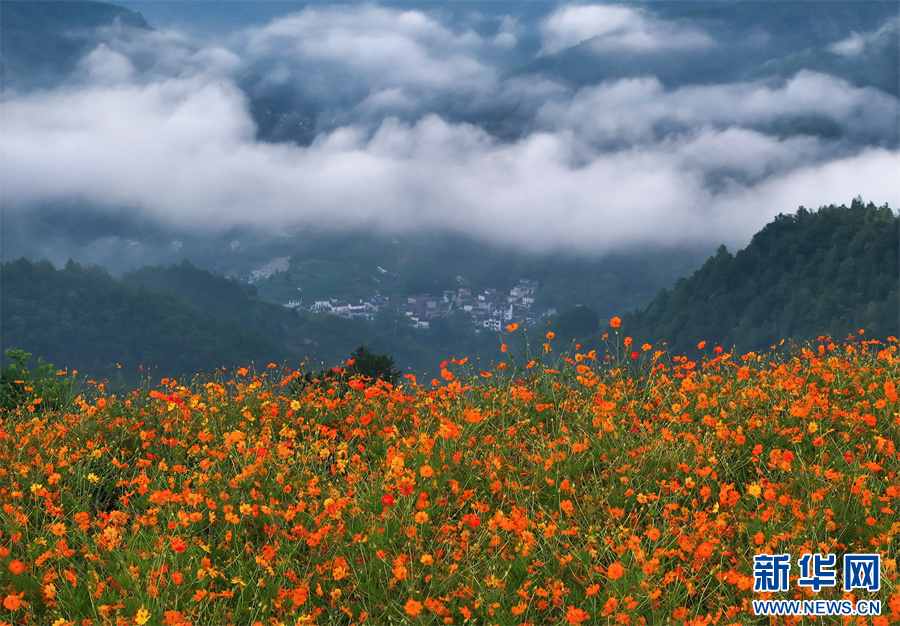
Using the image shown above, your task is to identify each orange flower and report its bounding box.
[565,606,590,624]
[607,561,625,580]
[695,542,714,559]
[3,594,22,610]
[415,511,429,524]
[507,323,518,332]
[163,610,187,625]
[610,317,622,328]
[647,527,660,541]
[8,560,25,575]
[171,536,188,553]
[419,465,434,478]
[405,599,423,617]
[697,341,706,349]
[51,523,67,536]
[885,381,898,402]
[602,597,619,616]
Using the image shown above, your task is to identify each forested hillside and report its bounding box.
[0,259,289,384]
[2,200,896,384]
[623,199,898,354]
[0,259,500,384]
[250,230,708,320]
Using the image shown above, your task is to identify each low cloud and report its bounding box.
[243,6,496,104]
[539,4,715,55]
[536,72,898,151]
[829,18,899,57]
[2,3,897,257]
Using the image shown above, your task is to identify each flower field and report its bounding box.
[2,323,899,626]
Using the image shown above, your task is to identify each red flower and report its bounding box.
[844,452,854,464]
[381,494,395,507]
[631,351,639,359]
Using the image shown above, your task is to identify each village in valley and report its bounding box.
[282,277,556,333]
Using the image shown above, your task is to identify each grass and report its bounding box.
[1,323,898,625]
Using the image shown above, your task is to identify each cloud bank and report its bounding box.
[2,2,898,255]
[539,4,715,55]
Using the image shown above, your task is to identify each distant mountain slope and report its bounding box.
[525,2,898,93]
[0,259,501,384]
[625,199,899,354]
[0,259,289,385]
[250,230,709,323]
[121,260,502,376]
[0,1,150,90]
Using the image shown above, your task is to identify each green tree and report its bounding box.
[347,346,400,385]
[0,349,75,413]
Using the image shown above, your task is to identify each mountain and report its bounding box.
[621,199,899,355]
[0,1,150,91]
[0,258,502,384]
[248,230,709,322]
[2,200,895,383]
[0,259,289,385]
[525,2,899,95]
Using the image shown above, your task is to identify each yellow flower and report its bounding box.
[747,484,762,498]
[87,473,99,484]
[134,608,151,625]
[291,400,301,411]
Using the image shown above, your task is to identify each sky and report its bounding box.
[2,1,898,257]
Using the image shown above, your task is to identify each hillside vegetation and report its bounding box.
[2,200,896,385]
[0,259,500,384]
[246,230,708,319]
[0,259,290,384]
[621,199,899,356]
